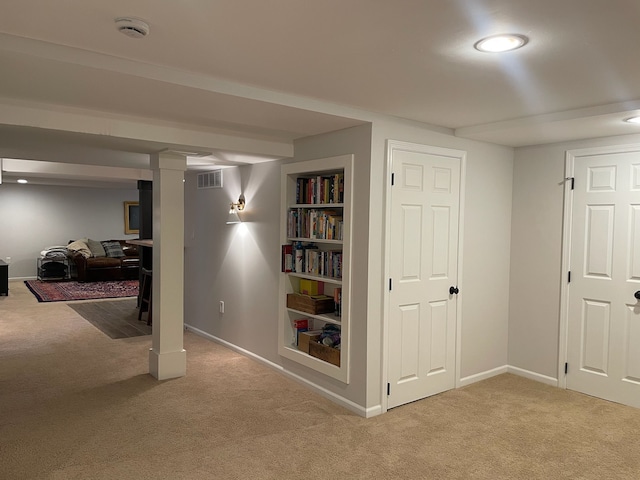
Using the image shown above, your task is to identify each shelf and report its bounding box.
[279,154,352,384]
[282,345,341,371]
[290,203,344,208]
[286,307,342,326]
[287,237,343,245]
[286,272,342,285]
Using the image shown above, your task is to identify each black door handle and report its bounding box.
[449,286,459,295]
[635,291,640,300]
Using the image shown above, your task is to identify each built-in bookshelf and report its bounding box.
[278,154,353,383]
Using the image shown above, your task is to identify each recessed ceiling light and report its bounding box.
[475,34,528,53]
[17,179,28,184]
[624,116,640,124]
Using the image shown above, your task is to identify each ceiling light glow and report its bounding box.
[17,179,28,184]
[475,34,528,53]
[624,116,640,124]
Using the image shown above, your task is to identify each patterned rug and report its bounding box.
[24,280,139,303]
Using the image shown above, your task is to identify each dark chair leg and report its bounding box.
[138,268,152,325]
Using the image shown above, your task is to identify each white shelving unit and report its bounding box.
[278,154,353,383]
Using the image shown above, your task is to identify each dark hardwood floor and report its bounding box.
[68,299,151,339]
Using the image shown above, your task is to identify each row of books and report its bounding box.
[287,208,343,241]
[295,173,344,205]
[282,244,343,279]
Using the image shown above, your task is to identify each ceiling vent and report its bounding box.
[115,17,150,39]
[197,170,223,189]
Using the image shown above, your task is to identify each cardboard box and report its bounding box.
[297,331,322,354]
[309,341,341,367]
[287,293,334,315]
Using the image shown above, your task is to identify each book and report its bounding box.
[293,318,310,346]
[334,287,342,317]
[281,244,293,273]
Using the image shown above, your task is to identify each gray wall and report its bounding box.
[368,119,514,406]
[289,124,373,408]
[183,124,372,408]
[509,133,640,379]
[183,163,282,363]
[183,119,514,414]
[0,183,139,278]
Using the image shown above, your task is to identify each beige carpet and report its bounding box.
[1,280,639,479]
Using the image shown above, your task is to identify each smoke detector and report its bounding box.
[115,17,150,39]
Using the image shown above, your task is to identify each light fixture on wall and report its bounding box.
[226,194,245,224]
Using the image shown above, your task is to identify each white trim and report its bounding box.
[184,324,378,418]
[9,276,37,281]
[558,151,575,389]
[380,140,393,414]
[381,140,467,412]
[455,151,467,389]
[458,365,508,387]
[507,365,559,387]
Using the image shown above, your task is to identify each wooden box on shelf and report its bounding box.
[287,293,334,315]
[297,331,322,354]
[309,341,341,367]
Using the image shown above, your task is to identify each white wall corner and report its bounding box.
[507,365,559,387]
[458,365,508,388]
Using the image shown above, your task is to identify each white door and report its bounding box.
[567,149,640,408]
[387,142,462,409]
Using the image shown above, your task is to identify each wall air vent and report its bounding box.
[197,170,223,189]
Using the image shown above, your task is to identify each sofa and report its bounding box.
[67,239,140,282]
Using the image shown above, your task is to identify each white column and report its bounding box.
[149,152,187,380]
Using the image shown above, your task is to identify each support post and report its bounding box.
[149,152,187,380]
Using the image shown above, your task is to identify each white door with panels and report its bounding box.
[387,141,462,409]
[566,148,640,408]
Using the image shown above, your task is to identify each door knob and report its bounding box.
[449,286,459,295]
[635,291,640,300]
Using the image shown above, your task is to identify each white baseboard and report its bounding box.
[185,324,560,416]
[185,324,377,418]
[9,276,36,281]
[507,365,559,387]
[459,365,559,388]
[459,365,508,387]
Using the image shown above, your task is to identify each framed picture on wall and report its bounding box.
[124,201,140,235]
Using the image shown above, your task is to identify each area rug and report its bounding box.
[24,280,138,303]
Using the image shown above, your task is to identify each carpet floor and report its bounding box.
[68,299,151,339]
[2,280,640,479]
[24,279,138,302]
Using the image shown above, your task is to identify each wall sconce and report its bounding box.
[226,194,245,224]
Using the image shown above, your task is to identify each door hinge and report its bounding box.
[387,383,390,396]
[568,271,571,283]
[565,362,568,374]
[389,278,392,291]
[391,173,395,186]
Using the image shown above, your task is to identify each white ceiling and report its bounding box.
[1,0,640,184]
